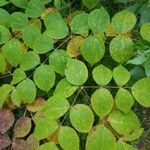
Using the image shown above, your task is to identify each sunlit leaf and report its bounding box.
[37,142,58,150]
[86,124,116,150]
[58,126,79,150]
[140,23,150,42]
[91,88,113,118]
[70,104,94,133]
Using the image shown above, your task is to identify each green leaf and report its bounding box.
[14,117,32,138]
[25,0,45,18]
[0,53,6,74]
[0,0,10,6]
[42,95,70,119]
[122,128,143,142]
[9,12,28,30]
[88,8,110,33]
[108,109,140,136]
[53,78,78,98]
[11,88,21,106]
[22,25,41,48]
[11,68,26,85]
[44,12,69,39]
[10,0,28,8]
[70,104,94,133]
[58,126,79,150]
[16,79,36,104]
[70,12,89,36]
[144,58,150,77]
[116,140,135,150]
[113,65,130,86]
[2,39,23,67]
[140,23,150,42]
[33,65,55,92]
[65,59,88,85]
[33,33,53,54]
[91,88,113,118]
[37,142,58,150]
[115,88,134,113]
[0,8,9,26]
[131,77,150,107]
[0,25,11,45]
[0,84,14,108]
[80,36,105,65]
[86,124,116,150]
[92,65,112,85]
[49,50,69,75]
[111,10,136,33]
[34,117,58,140]
[82,0,100,9]
[20,51,40,71]
[110,35,134,63]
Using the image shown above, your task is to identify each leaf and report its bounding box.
[122,128,143,142]
[88,8,110,33]
[0,53,6,74]
[22,25,41,48]
[115,88,134,113]
[2,39,23,67]
[92,65,112,85]
[33,65,55,92]
[110,35,134,63]
[44,12,69,39]
[25,0,45,18]
[41,0,52,4]
[9,0,28,8]
[0,133,11,149]
[67,36,84,57]
[16,79,36,104]
[0,84,14,108]
[82,0,100,9]
[20,51,40,71]
[86,124,116,150]
[0,109,14,134]
[11,68,26,85]
[111,10,136,33]
[0,0,10,6]
[34,117,58,140]
[70,104,94,133]
[144,58,150,77]
[131,77,150,107]
[0,8,9,26]
[140,23,150,42]
[49,50,69,75]
[108,109,140,136]
[42,95,70,119]
[116,140,135,150]
[9,12,28,30]
[0,25,11,45]
[12,139,27,150]
[14,117,32,138]
[11,88,21,107]
[26,134,39,150]
[53,78,78,98]
[70,12,89,36]
[91,88,113,119]
[26,98,45,112]
[33,33,53,54]
[65,59,88,85]
[37,142,58,150]
[58,126,79,150]
[113,65,130,86]
[80,36,105,65]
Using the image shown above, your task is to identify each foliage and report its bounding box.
[0,0,150,149]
